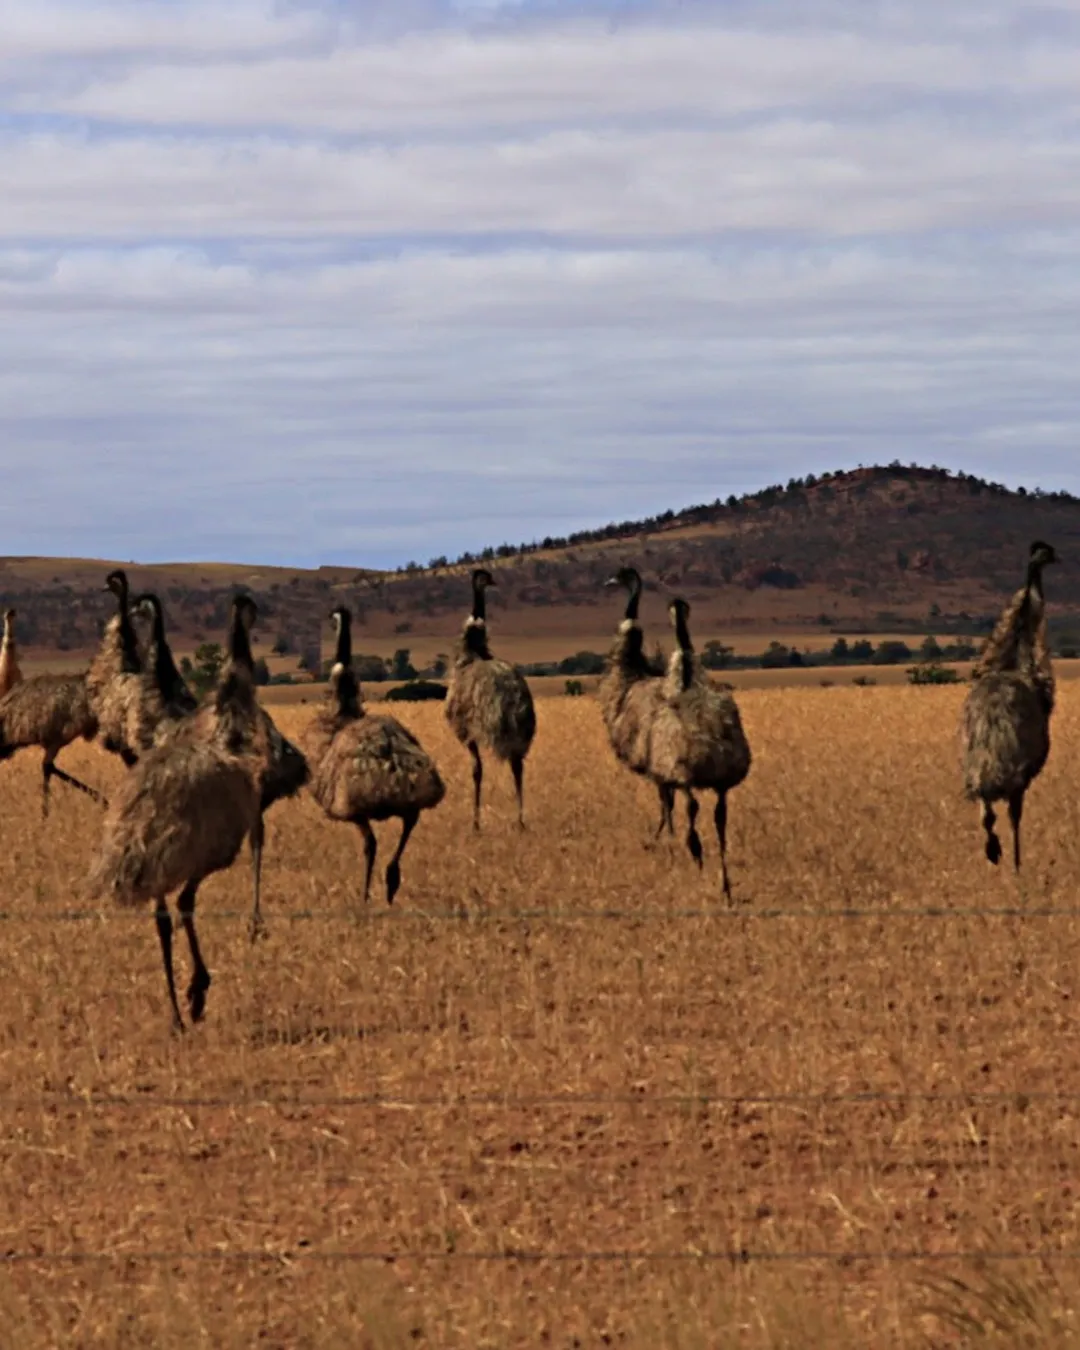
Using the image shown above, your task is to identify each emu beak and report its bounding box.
[603,576,620,588]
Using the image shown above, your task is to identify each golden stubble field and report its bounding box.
[3,686,1080,1347]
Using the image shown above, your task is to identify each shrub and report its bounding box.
[701,640,733,670]
[918,636,943,661]
[871,640,913,665]
[907,663,961,685]
[761,641,794,669]
[391,648,417,681]
[384,680,447,702]
[564,679,585,696]
[852,675,877,687]
[557,651,606,676]
[355,654,389,682]
[189,642,225,696]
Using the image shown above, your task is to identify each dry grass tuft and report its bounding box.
[2,685,1080,1345]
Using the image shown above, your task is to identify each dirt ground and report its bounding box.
[2,687,1080,1346]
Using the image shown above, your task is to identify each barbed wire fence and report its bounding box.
[2,904,1080,922]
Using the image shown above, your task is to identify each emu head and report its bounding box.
[605,566,641,593]
[232,593,258,631]
[1029,540,1059,569]
[104,569,129,599]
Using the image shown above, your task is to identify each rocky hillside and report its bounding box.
[3,464,1079,660]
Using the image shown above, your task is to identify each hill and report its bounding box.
[3,464,1079,666]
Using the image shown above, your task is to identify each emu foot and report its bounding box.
[187,969,212,1023]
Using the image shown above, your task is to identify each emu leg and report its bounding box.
[1008,790,1025,874]
[981,800,1002,866]
[154,898,184,1032]
[468,741,483,831]
[715,791,732,902]
[356,819,377,904]
[248,817,265,943]
[386,809,419,906]
[43,752,106,814]
[647,784,675,849]
[510,753,527,829]
[177,880,211,1023]
[686,791,703,868]
[657,785,675,837]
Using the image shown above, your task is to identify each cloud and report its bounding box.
[1,0,1079,565]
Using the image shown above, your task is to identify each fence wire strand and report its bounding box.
[2,1248,1079,1267]
[2,906,1080,923]
[7,1088,1080,1110]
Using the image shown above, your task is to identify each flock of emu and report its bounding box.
[0,540,1059,1028]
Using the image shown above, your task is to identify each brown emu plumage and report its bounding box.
[597,568,674,835]
[85,570,147,767]
[303,606,444,905]
[86,594,269,1030]
[652,598,751,897]
[0,670,101,809]
[445,569,536,829]
[128,590,306,929]
[655,601,752,793]
[960,540,1058,871]
[600,572,751,898]
[132,593,198,744]
[0,609,22,698]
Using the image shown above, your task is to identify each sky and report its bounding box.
[3,0,1080,567]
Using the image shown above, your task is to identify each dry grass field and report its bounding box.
[3,685,1080,1347]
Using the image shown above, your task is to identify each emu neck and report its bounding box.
[151,623,185,697]
[624,578,641,623]
[215,612,257,738]
[114,583,140,672]
[331,616,362,718]
[146,606,168,668]
[471,584,487,623]
[227,613,255,675]
[1,618,12,650]
[673,609,693,656]
[1026,559,1047,608]
[332,667,362,719]
[462,618,492,660]
[334,615,353,670]
[611,620,649,680]
[672,611,694,691]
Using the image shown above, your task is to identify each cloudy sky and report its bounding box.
[3,0,1080,566]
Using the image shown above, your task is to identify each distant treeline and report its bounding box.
[516,636,986,678]
[393,462,1080,576]
[227,627,1080,690]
